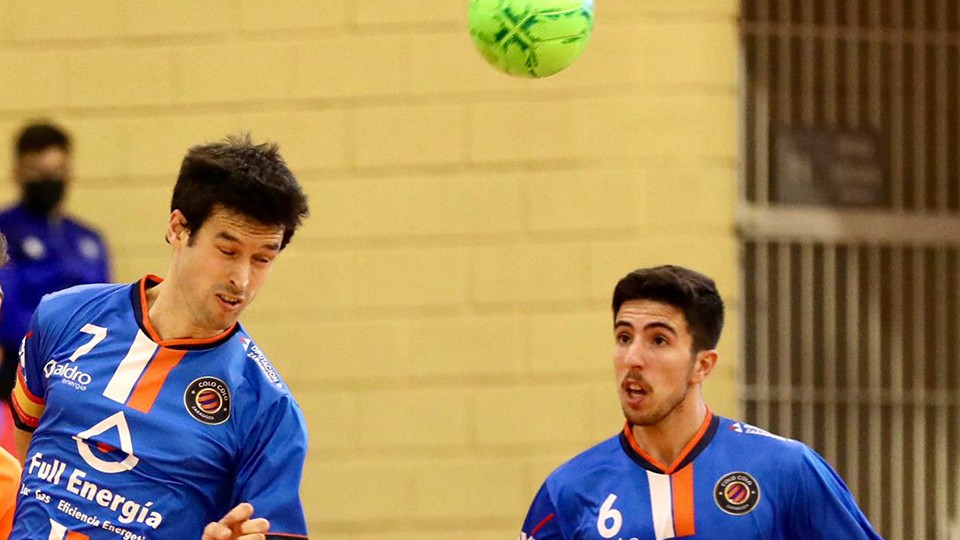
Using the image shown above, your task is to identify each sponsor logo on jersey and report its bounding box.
[28,451,163,531]
[246,341,283,389]
[184,377,231,425]
[74,411,139,473]
[714,471,761,515]
[729,422,788,441]
[44,359,93,391]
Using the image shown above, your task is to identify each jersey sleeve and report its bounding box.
[9,308,48,432]
[232,391,309,539]
[520,482,566,540]
[787,446,883,539]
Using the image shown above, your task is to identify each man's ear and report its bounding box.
[167,210,190,246]
[691,349,718,385]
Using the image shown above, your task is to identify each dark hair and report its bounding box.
[612,265,724,352]
[171,134,309,249]
[15,121,71,157]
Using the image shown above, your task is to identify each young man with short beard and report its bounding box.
[520,265,880,539]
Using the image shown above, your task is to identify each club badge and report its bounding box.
[184,377,231,425]
[714,471,761,515]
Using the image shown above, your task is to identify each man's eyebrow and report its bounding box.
[614,320,677,334]
[216,231,240,243]
[215,231,280,252]
[643,321,677,334]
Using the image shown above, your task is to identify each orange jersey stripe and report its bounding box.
[65,531,90,540]
[126,347,186,413]
[671,464,696,536]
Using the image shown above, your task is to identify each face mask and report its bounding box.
[23,176,65,216]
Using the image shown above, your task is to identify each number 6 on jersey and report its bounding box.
[597,493,623,538]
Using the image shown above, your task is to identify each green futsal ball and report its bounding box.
[469,0,594,78]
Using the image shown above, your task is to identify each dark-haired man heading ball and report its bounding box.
[10,135,310,539]
[520,265,881,539]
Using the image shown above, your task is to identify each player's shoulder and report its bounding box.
[714,416,810,461]
[717,416,798,443]
[37,281,127,321]
[545,434,625,487]
[33,282,127,338]
[225,329,306,440]
[230,327,295,400]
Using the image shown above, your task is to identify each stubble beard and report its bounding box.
[620,357,697,427]
[622,383,690,427]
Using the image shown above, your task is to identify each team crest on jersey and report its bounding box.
[714,471,761,515]
[184,377,231,425]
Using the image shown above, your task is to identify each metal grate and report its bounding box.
[740,1,960,538]
[741,0,960,213]
[742,239,960,539]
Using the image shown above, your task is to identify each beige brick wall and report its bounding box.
[0,1,740,537]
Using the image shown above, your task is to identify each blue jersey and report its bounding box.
[10,276,309,539]
[0,204,110,365]
[521,412,881,540]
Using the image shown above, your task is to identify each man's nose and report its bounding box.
[623,342,645,368]
[228,260,250,292]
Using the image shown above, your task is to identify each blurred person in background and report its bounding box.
[0,121,111,455]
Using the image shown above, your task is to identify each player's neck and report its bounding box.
[144,280,183,341]
[145,278,228,342]
[630,393,708,470]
